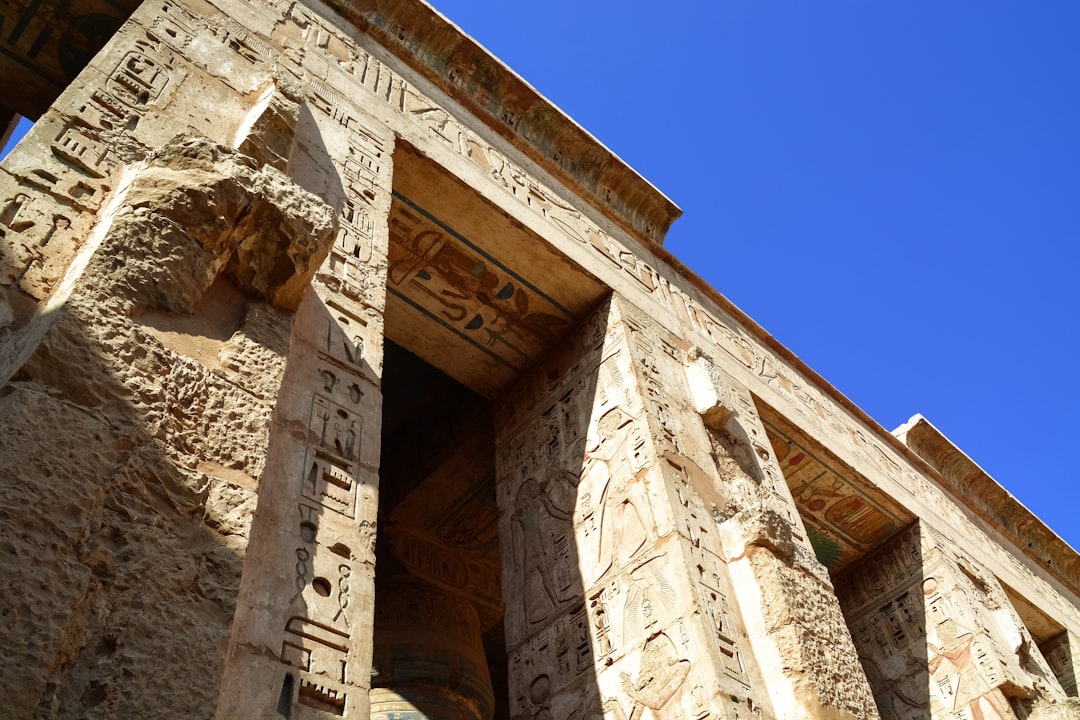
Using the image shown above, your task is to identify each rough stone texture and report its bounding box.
[2,286,264,718]
[746,545,879,719]
[1030,699,1080,720]
[0,126,334,716]
[118,135,335,311]
[2,0,1080,717]
[690,349,879,720]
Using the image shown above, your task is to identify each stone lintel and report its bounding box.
[896,414,1080,602]
[317,0,682,247]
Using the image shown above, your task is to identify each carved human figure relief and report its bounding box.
[605,632,690,720]
[581,407,653,584]
[512,474,576,625]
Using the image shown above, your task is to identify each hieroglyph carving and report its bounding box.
[1041,632,1078,698]
[108,0,1069,599]
[1,29,184,302]
[495,296,767,720]
[838,523,1071,720]
[6,0,1069,602]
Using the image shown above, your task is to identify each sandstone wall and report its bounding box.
[1,0,1079,717]
[0,133,334,716]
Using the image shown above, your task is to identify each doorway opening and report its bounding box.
[372,339,507,720]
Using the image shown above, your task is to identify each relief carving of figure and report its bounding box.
[623,557,677,642]
[584,408,653,583]
[513,474,576,625]
[927,615,1009,719]
[605,633,690,720]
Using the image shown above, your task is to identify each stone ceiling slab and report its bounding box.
[386,145,607,397]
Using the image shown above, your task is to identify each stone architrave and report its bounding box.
[3,0,1080,717]
[494,294,775,720]
[685,349,880,719]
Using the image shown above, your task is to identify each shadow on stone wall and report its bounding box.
[836,522,1078,720]
[368,300,609,720]
[491,304,609,720]
[0,122,338,717]
[835,524,930,720]
[1,257,284,717]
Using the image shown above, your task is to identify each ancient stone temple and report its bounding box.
[1,1,1078,718]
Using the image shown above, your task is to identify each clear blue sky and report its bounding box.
[428,0,1080,550]
[3,2,1077,551]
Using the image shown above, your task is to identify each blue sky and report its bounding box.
[4,2,1077,551]
[428,0,1080,550]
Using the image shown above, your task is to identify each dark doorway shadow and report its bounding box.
[373,296,609,720]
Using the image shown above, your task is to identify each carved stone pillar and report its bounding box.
[836,521,1072,719]
[685,347,879,719]
[214,102,392,719]
[494,294,774,720]
[369,577,494,720]
[1042,631,1079,698]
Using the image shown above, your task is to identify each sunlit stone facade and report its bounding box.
[1,1,1078,718]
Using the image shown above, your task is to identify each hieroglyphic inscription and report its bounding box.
[388,532,502,613]
[613,303,758,697]
[496,296,766,720]
[22,0,1044,592]
[278,324,370,714]
[323,128,387,307]
[40,33,182,209]
[0,191,72,291]
[2,26,186,302]
[495,301,606,719]
[152,1,990,582]
[1040,632,1078,697]
[838,523,1070,719]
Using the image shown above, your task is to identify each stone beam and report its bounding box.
[897,415,1079,595]
[317,0,682,247]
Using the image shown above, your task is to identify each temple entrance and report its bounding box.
[371,144,609,720]
[373,339,506,719]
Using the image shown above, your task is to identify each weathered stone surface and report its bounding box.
[1030,698,1080,720]
[1,0,1079,718]
[119,135,336,311]
[0,119,335,716]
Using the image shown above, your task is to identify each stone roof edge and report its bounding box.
[323,0,682,247]
[654,248,1080,597]
[893,414,1080,588]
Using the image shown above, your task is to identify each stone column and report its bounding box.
[214,102,393,719]
[837,521,1073,719]
[0,4,343,707]
[1042,631,1079,698]
[495,294,775,720]
[369,577,495,720]
[685,346,879,719]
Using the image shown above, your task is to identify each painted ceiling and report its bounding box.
[763,413,915,573]
[386,145,607,397]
